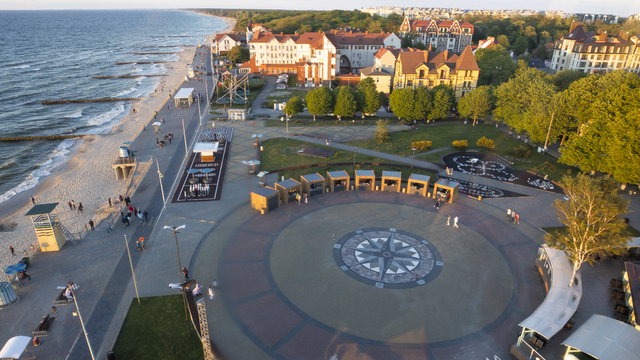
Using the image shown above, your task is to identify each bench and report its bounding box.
[53,288,72,306]
[32,314,56,337]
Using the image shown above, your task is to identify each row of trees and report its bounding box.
[388,85,456,123]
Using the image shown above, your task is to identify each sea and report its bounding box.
[0,10,226,204]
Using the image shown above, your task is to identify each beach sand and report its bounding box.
[0,15,236,270]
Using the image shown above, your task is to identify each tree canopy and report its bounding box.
[389,88,416,121]
[458,86,494,126]
[475,46,518,86]
[305,87,333,120]
[333,86,357,120]
[227,45,250,64]
[284,96,304,117]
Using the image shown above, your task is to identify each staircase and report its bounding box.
[56,223,79,245]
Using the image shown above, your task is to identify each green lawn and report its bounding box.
[347,123,578,181]
[112,295,204,360]
[541,225,640,238]
[264,118,402,127]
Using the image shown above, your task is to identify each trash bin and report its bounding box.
[106,350,115,360]
[18,257,29,269]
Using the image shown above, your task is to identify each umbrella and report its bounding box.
[152,122,162,126]
[201,168,214,179]
[251,134,263,139]
[123,141,134,145]
[4,263,26,275]
[187,168,199,180]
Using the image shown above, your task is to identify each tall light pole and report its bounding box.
[411,148,416,169]
[164,225,186,274]
[57,283,95,360]
[181,116,188,158]
[152,156,166,210]
[197,96,202,127]
[123,235,140,304]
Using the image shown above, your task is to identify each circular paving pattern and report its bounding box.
[335,228,443,289]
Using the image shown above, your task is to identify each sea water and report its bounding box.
[0,10,226,203]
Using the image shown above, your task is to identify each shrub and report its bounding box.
[476,137,495,150]
[452,140,468,150]
[410,141,432,150]
[508,145,531,158]
[374,119,391,143]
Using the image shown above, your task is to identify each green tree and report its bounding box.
[305,87,333,120]
[414,87,432,121]
[513,36,529,55]
[475,46,518,86]
[389,88,416,122]
[458,86,494,126]
[284,96,304,117]
[374,119,390,143]
[533,45,550,60]
[552,70,588,91]
[357,76,376,92]
[545,174,630,287]
[496,35,510,48]
[333,86,357,120]
[428,85,454,122]
[227,45,250,64]
[361,87,381,115]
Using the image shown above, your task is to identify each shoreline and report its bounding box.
[0,14,236,270]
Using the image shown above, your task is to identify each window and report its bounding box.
[419,70,424,78]
[440,70,446,78]
[407,80,413,87]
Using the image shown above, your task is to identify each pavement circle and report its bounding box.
[217,193,522,358]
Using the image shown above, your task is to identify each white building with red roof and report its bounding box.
[399,16,474,54]
[212,33,246,55]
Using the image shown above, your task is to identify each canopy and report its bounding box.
[519,244,582,340]
[174,88,194,99]
[193,142,219,154]
[4,263,26,275]
[0,336,32,360]
[25,203,58,216]
[562,314,640,360]
[628,237,640,248]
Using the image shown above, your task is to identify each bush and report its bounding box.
[476,137,495,150]
[508,145,531,158]
[374,119,390,143]
[452,140,468,150]
[411,141,432,150]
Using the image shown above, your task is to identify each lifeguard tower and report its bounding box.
[25,203,77,251]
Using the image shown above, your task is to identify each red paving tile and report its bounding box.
[356,190,397,203]
[243,211,292,234]
[235,293,303,348]
[223,262,271,301]
[277,323,358,360]
[315,191,357,206]
[224,231,272,261]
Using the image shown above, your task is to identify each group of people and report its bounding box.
[119,195,148,228]
[67,200,83,214]
[507,208,521,224]
[294,192,308,205]
[156,133,173,148]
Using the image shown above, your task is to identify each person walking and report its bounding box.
[182,267,189,280]
[515,213,520,224]
[30,196,35,205]
[68,201,73,210]
[89,219,94,231]
[106,222,112,233]
[447,216,451,226]
[71,200,76,209]
[511,210,516,223]
[77,202,83,214]
[453,216,459,228]
[108,198,112,207]
[138,210,144,225]
[208,285,215,300]
[507,208,512,221]
[143,210,148,222]
[9,246,15,256]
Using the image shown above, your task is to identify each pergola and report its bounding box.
[562,314,640,360]
[174,87,194,107]
[381,171,401,192]
[355,170,375,191]
[407,173,430,197]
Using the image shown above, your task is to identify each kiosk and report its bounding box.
[174,88,194,108]
[355,170,375,191]
[381,171,402,192]
[300,173,325,196]
[193,142,219,162]
[228,109,246,121]
[25,203,68,252]
[275,179,302,204]
[251,187,279,214]
[407,174,430,197]
[433,178,459,203]
[327,171,350,192]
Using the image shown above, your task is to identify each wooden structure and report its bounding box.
[300,173,325,196]
[228,109,246,121]
[407,173,430,197]
[251,187,279,214]
[174,87,194,107]
[25,203,71,252]
[275,179,302,204]
[433,178,459,203]
[112,146,136,180]
[355,170,375,190]
[381,171,402,192]
[327,171,350,192]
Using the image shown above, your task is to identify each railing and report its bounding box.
[512,337,547,360]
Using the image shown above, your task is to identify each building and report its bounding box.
[248,30,401,87]
[631,14,640,21]
[360,66,393,93]
[392,46,480,99]
[573,13,619,24]
[550,22,640,74]
[212,33,246,55]
[399,16,474,54]
[373,47,404,75]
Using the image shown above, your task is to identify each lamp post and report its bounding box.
[298,149,303,166]
[57,283,95,360]
[123,235,140,304]
[285,115,290,133]
[197,95,202,127]
[164,225,186,274]
[411,148,416,169]
[181,117,188,157]
[152,156,166,210]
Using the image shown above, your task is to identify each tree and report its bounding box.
[414,87,432,121]
[552,70,589,91]
[227,45,250,64]
[374,119,390,143]
[545,174,630,287]
[496,35,510,48]
[389,88,416,122]
[458,86,494,126]
[428,85,454,122]
[513,36,529,55]
[284,96,304,117]
[305,87,333,120]
[361,87,381,115]
[475,46,518,86]
[333,86,357,120]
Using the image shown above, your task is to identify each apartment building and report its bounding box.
[399,16,474,54]
[212,33,246,55]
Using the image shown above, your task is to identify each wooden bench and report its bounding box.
[32,314,56,337]
[53,288,71,306]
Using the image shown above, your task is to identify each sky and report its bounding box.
[0,0,637,17]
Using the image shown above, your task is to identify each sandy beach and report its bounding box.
[0,15,236,271]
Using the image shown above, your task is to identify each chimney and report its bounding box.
[569,21,583,34]
[619,30,630,41]
[443,50,448,60]
[281,32,283,36]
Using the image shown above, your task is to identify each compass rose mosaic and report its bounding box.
[333,228,443,289]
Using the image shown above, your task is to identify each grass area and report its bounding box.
[347,123,578,181]
[541,225,640,238]
[264,118,403,127]
[112,295,203,360]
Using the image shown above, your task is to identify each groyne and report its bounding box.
[0,135,83,141]
[131,52,178,55]
[114,61,168,65]
[91,75,167,79]
[42,98,139,105]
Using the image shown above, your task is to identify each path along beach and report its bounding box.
[0,15,236,271]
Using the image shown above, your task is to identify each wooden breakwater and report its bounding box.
[92,75,167,79]
[42,98,139,105]
[131,52,178,55]
[114,61,168,65]
[0,135,84,141]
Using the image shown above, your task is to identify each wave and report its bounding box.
[86,102,126,127]
[115,87,137,97]
[164,54,180,62]
[32,68,41,71]
[0,160,16,171]
[0,138,76,204]
[64,110,83,119]
[11,65,30,69]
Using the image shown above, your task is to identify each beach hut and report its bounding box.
[381,171,402,192]
[355,170,375,191]
[327,171,350,192]
[174,88,194,108]
[0,282,18,308]
[300,173,325,196]
[407,174,430,197]
[251,187,279,214]
[275,179,302,204]
[25,203,68,252]
[433,178,459,203]
[193,142,219,162]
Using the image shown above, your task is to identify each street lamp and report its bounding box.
[411,148,416,169]
[181,116,188,157]
[197,95,202,127]
[123,235,140,304]
[164,225,186,274]
[151,156,166,210]
[298,149,304,166]
[57,283,95,360]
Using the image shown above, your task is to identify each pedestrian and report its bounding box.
[119,194,124,203]
[511,210,516,223]
[9,246,15,256]
[133,207,137,216]
[138,210,143,224]
[128,204,134,213]
[125,196,131,206]
[77,202,83,214]
[120,209,125,218]
[107,223,112,233]
[121,216,127,228]
[182,267,189,280]
[208,285,215,300]
[325,139,328,146]
[108,198,112,207]
[507,208,511,221]
[89,219,94,231]
[453,216,459,228]
[168,136,171,144]
[71,200,76,209]
[143,210,148,222]
[435,199,440,210]
[304,193,308,204]
[68,201,73,210]
[515,213,520,224]
[447,215,451,226]
[30,196,35,205]
[156,138,159,145]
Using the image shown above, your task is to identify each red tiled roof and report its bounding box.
[397,46,478,74]
[250,33,300,44]
[456,46,480,70]
[374,47,404,59]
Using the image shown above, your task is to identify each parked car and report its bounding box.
[276,84,287,90]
